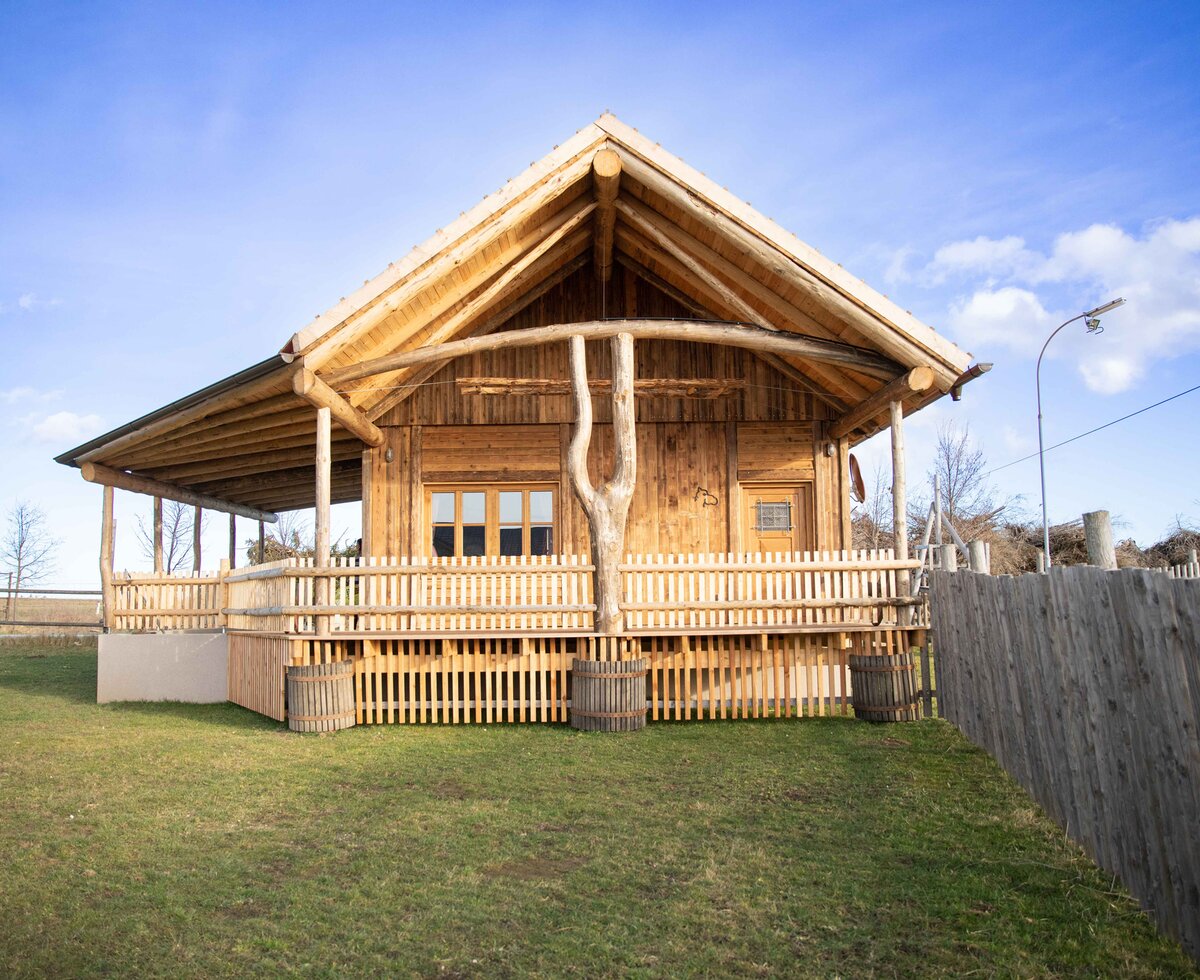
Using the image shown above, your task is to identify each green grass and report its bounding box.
[0,640,1193,978]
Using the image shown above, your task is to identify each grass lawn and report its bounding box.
[0,639,1194,978]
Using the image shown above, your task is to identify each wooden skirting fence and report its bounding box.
[227,633,288,721]
[112,550,923,635]
[931,567,1200,963]
[226,628,927,727]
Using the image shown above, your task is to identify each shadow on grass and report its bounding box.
[110,699,286,731]
[0,650,97,705]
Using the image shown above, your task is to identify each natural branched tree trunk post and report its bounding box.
[566,333,636,636]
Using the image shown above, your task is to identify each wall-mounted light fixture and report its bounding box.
[384,448,394,463]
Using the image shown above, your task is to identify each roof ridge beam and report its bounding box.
[592,148,621,283]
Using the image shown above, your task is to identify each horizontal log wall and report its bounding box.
[931,567,1200,963]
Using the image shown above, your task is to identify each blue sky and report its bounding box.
[2,0,1198,585]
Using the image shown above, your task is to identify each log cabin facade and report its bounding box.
[57,115,983,725]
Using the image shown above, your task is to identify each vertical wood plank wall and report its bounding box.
[364,420,846,558]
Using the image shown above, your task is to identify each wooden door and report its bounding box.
[742,484,814,556]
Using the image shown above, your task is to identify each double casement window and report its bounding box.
[428,485,555,558]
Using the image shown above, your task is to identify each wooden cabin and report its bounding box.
[57,114,982,725]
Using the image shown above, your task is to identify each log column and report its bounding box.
[99,486,115,631]
[889,400,911,619]
[566,333,636,635]
[228,513,237,569]
[315,406,332,636]
[152,497,163,573]
[192,505,202,573]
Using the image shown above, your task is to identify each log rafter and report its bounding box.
[80,462,279,523]
[612,216,871,406]
[828,366,935,440]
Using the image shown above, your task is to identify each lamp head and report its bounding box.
[1085,297,1126,318]
[1085,317,1104,334]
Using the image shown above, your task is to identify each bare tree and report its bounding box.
[135,500,202,572]
[851,460,894,551]
[245,510,358,564]
[2,502,58,593]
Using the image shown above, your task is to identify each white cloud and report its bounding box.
[1001,424,1033,455]
[946,286,1054,356]
[0,293,62,314]
[30,411,104,444]
[917,217,1200,393]
[0,386,62,405]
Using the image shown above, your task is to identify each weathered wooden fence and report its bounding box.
[931,567,1200,963]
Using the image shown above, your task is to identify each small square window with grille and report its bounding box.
[754,500,792,533]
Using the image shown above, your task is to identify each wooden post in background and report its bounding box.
[889,400,911,620]
[228,513,237,570]
[152,497,163,574]
[968,540,990,574]
[1084,510,1117,569]
[1036,549,1046,574]
[192,505,202,573]
[258,520,265,565]
[315,406,332,636]
[100,486,115,630]
[940,543,958,573]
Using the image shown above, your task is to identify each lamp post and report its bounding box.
[1036,297,1126,569]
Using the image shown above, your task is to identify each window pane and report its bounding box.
[499,526,523,556]
[499,491,523,524]
[529,491,553,523]
[461,492,485,523]
[531,525,553,555]
[432,525,455,557]
[431,492,455,523]
[462,524,486,556]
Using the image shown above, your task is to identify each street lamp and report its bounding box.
[1036,297,1126,569]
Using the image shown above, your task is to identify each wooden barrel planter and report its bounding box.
[570,657,647,732]
[286,661,356,733]
[849,651,918,722]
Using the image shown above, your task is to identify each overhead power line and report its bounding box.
[986,381,1200,476]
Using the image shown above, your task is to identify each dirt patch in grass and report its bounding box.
[483,856,587,880]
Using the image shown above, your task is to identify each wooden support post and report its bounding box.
[1083,510,1117,570]
[258,520,265,565]
[100,486,115,630]
[152,497,163,574]
[228,513,237,569]
[193,505,202,573]
[592,148,621,283]
[218,558,229,627]
[1036,549,1046,574]
[566,333,636,636]
[968,540,990,574]
[889,401,911,618]
[315,406,332,636]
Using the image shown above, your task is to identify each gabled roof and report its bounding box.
[57,114,976,514]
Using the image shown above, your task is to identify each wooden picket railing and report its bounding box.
[619,549,923,631]
[111,570,225,631]
[110,550,923,636]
